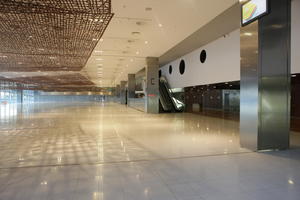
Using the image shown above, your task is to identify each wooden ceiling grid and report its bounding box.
[0,0,113,91]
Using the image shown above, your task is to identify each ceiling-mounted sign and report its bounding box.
[241,0,269,26]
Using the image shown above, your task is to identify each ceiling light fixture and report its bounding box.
[244,32,253,36]
[145,41,148,44]
[158,23,163,27]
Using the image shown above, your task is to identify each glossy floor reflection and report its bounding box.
[0,102,251,169]
[0,102,300,200]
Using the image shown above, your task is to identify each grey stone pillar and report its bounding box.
[120,81,127,105]
[146,57,159,114]
[127,74,136,106]
[115,84,120,103]
[240,0,291,151]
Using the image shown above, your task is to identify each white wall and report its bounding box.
[292,0,300,74]
[161,1,299,90]
[160,29,240,89]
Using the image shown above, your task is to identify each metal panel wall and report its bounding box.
[240,21,259,150]
[240,0,291,150]
[258,0,291,149]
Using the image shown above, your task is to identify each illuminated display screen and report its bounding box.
[242,0,269,26]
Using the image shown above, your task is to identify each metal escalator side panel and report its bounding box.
[159,82,172,111]
[160,77,183,112]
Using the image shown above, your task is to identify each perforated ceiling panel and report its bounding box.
[0,0,113,72]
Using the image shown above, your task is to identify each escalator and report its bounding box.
[159,76,185,112]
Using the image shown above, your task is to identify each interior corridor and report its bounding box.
[0,103,300,200]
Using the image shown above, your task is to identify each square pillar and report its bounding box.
[115,84,120,103]
[127,74,136,106]
[240,0,291,151]
[146,57,159,114]
[120,81,127,105]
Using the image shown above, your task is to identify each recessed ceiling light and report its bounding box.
[158,23,163,27]
[144,41,148,44]
[132,32,141,36]
[136,51,139,55]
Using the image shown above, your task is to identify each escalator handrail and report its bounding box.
[159,81,173,111]
[160,76,184,111]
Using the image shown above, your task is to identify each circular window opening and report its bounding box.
[179,60,185,75]
[200,50,207,63]
[159,70,162,77]
[169,65,173,74]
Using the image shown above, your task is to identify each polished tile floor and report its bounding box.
[0,102,300,200]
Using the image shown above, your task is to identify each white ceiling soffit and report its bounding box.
[159,3,241,66]
[83,0,239,87]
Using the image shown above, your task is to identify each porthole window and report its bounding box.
[200,50,207,63]
[179,59,185,75]
[169,65,172,74]
[159,70,162,77]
